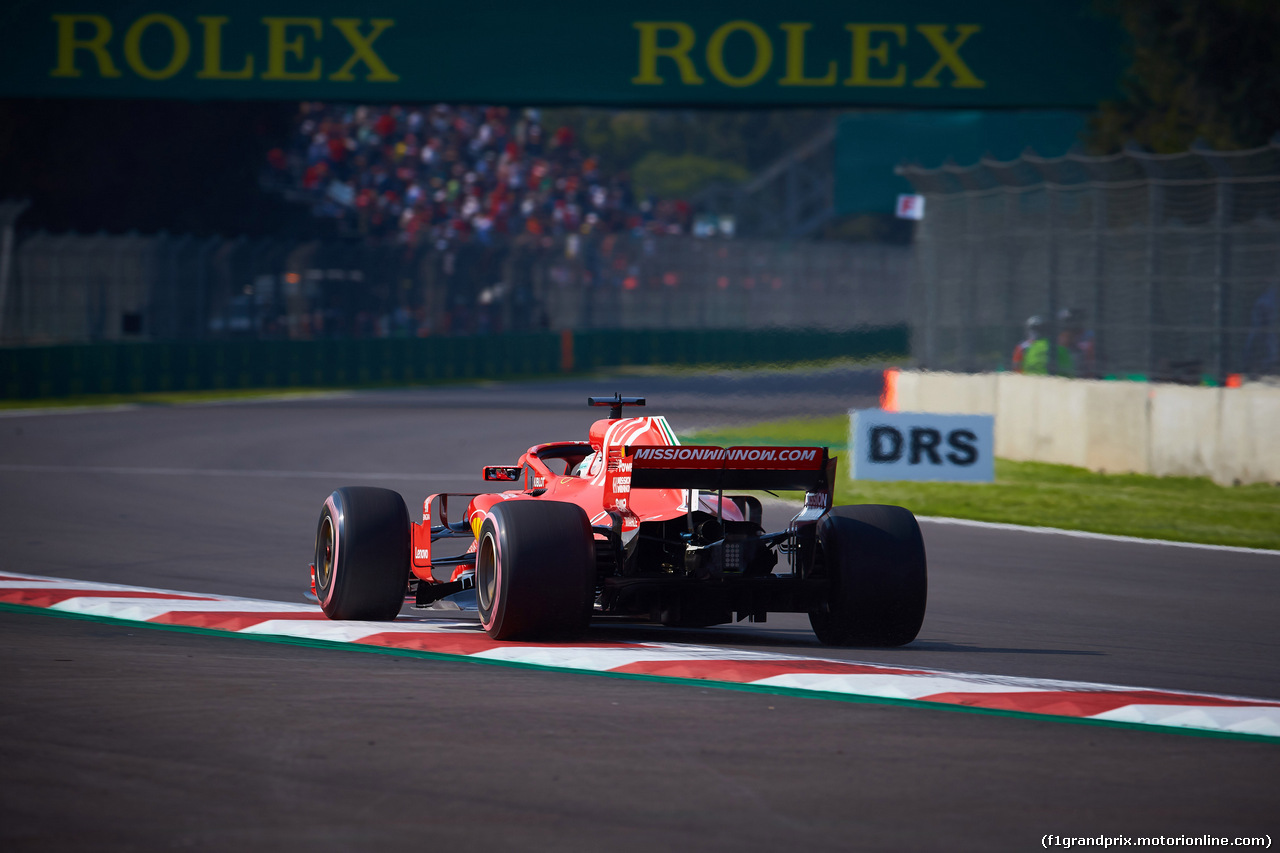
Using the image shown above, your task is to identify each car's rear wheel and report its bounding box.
[476,500,595,640]
[808,504,927,646]
[315,486,410,621]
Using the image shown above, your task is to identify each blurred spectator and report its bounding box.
[1013,314,1075,376]
[1057,307,1096,378]
[1243,284,1278,377]
[1012,315,1044,373]
[272,103,693,244]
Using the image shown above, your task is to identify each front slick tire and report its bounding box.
[809,504,927,647]
[315,486,410,621]
[476,500,595,641]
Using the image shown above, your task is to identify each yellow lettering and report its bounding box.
[196,16,253,79]
[329,19,398,81]
[773,22,834,85]
[913,24,984,88]
[50,14,121,78]
[261,17,322,81]
[123,14,191,81]
[844,24,905,87]
[779,23,835,86]
[631,22,703,85]
[705,20,771,88]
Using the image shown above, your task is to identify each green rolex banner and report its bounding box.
[0,2,1123,106]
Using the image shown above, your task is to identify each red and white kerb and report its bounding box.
[2,571,1277,740]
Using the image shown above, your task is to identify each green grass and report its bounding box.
[681,415,1280,551]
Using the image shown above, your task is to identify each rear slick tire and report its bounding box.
[475,500,595,641]
[808,504,927,647]
[315,486,410,621]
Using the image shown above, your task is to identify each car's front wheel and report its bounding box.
[476,500,595,640]
[315,486,410,621]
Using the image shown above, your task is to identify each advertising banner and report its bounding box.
[849,409,994,482]
[0,2,1123,106]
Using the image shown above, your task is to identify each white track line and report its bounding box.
[0,464,476,481]
[916,516,1279,557]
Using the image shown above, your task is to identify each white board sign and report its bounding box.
[895,194,925,220]
[849,409,994,482]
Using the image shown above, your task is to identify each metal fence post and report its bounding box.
[196,237,218,341]
[1046,184,1059,375]
[918,196,936,370]
[1213,178,1232,382]
[1198,149,1234,383]
[1092,182,1106,376]
[0,200,31,344]
[1135,151,1164,380]
[959,191,973,370]
[1003,188,1018,357]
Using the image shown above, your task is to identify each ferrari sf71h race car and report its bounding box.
[310,395,927,646]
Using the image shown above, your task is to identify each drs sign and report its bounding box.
[849,409,994,482]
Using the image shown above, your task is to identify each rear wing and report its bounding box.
[627,445,834,493]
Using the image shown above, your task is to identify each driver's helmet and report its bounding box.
[572,452,599,477]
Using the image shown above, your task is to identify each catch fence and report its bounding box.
[899,143,1280,382]
[0,230,908,347]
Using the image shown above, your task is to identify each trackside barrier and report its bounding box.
[0,336,561,400]
[893,370,1280,486]
[0,326,907,401]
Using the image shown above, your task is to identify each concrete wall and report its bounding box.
[894,371,1280,485]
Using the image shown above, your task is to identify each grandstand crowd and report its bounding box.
[266,104,694,244]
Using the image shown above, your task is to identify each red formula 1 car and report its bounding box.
[310,395,927,646]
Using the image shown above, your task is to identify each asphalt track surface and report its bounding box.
[2,367,1277,851]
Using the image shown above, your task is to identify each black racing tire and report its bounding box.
[475,500,595,640]
[808,504,927,647]
[315,486,410,621]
